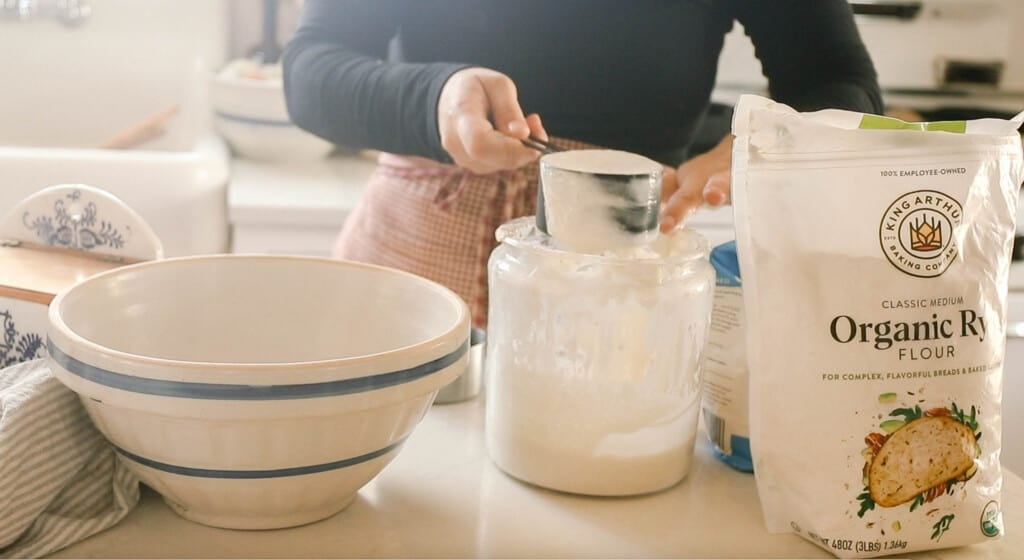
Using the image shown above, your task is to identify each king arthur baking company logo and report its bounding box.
[880,190,962,278]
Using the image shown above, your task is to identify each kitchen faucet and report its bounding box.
[1,0,90,27]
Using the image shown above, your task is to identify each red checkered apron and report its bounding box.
[334,138,593,328]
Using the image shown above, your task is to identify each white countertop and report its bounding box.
[227,152,377,228]
[225,152,378,255]
[56,397,1022,559]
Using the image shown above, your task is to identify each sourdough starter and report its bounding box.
[485,218,714,495]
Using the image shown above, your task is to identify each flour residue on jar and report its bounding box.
[485,217,714,496]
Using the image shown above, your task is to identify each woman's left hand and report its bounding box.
[659,135,734,232]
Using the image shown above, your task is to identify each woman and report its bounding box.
[284,0,883,327]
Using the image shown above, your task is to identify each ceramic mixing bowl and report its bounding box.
[47,254,469,529]
[209,59,335,161]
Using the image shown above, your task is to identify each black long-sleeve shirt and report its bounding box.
[284,0,883,166]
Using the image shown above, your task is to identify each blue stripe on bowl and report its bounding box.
[47,338,468,400]
[114,438,405,479]
[214,110,294,127]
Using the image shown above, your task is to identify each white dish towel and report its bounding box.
[1,359,139,559]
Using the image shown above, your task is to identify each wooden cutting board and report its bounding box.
[0,244,129,304]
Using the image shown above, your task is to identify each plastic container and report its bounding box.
[701,240,754,473]
[484,217,715,496]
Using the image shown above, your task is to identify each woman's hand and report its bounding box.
[659,135,734,232]
[437,67,547,174]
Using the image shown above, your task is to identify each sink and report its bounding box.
[0,0,232,256]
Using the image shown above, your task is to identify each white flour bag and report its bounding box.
[732,94,1023,558]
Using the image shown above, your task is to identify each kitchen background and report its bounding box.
[2,0,1023,473]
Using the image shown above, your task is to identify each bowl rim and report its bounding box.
[48,253,471,373]
[209,70,282,91]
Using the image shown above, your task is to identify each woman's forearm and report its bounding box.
[282,0,466,161]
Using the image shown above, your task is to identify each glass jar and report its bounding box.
[485,217,715,496]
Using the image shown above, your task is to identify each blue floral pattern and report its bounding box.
[1,310,44,368]
[21,189,126,251]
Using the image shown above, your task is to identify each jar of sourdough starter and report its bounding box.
[484,150,715,496]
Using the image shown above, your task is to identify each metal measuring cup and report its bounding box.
[532,147,662,253]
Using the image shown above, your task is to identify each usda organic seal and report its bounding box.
[981,500,1002,538]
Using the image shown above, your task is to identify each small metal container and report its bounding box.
[434,327,485,404]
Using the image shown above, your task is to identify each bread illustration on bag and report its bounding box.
[858,403,980,517]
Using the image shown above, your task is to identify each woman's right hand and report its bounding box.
[437,67,547,174]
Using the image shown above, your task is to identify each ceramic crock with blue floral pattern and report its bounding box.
[0,184,162,367]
